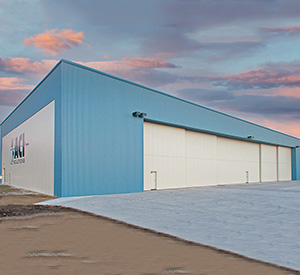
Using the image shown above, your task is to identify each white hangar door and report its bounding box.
[185,131,217,187]
[216,137,260,185]
[144,122,186,190]
[260,144,277,182]
[144,122,260,191]
[277,146,292,181]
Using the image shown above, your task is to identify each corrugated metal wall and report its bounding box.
[1,60,299,197]
[60,62,144,196]
[60,61,299,196]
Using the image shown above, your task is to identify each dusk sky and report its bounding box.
[1,0,300,138]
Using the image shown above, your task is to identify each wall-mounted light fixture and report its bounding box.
[132,111,141,117]
[296,146,299,148]
[247,136,254,140]
[132,111,147,118]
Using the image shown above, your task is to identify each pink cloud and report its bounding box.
[222,69,300,84]
[23,29,85,56]
[123,57,178,69]
[0,56,177,76]
[0,78,32,106]
[80,57,178,72]
[216,64,300,89]
[0,57,57,75]
[0,56,178,88]
[0,77,33,90]
[272,87,300,98]
[262,25,300,34]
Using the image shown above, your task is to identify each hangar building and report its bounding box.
[1,60,299,196]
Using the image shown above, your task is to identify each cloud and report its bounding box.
[0,57,57,76]
[162,0,300,30]
[262,25,300,35]
[213,61,300,89]
[0,56,179,88]
[37,0,300,64]
[175,87,300,125]
[43,0,300,30]
[41,0,289,57]
[176,88,234,102]
[82,57,178,71]
[118,69,179,87]
[0,78,32,106]
[23,29,85,56]
[123,57,178,69]
[199,41,265,61]
[0,77,33,90]
[273,86,300,98]
[0,89,28,107]
[0,56,177,77]
[210,95,300,117]
[155,53,179,58]
[88,66,179,88]
[79,57,180,87]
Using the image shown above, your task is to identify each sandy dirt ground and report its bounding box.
[0,185,298,275]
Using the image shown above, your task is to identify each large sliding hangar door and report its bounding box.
[144,122,292,190]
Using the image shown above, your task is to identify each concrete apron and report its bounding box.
[38,181,300,271]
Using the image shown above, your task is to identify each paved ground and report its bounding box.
[39,181,300,271]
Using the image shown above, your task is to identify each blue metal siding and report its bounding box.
[60,61,300,196]
[292,148,299,180]
[61,62,144,196]
[0,65,62,195]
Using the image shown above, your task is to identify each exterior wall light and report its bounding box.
[132,111,141,117]
[247,136,254,139]
[296,146,299,148]
[132,111,147,118]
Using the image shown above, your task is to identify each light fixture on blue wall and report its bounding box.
[247,136,254,140]
[132,111,147,118]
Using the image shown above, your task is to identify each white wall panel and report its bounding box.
[217,137,260,184]
[2,101,55,195]
[260,144,277,182]
[278,146,292,181]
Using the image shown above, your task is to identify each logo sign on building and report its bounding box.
[10,133,29,165]
[2,100,55,195]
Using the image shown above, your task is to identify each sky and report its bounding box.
[1,0,300,138]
